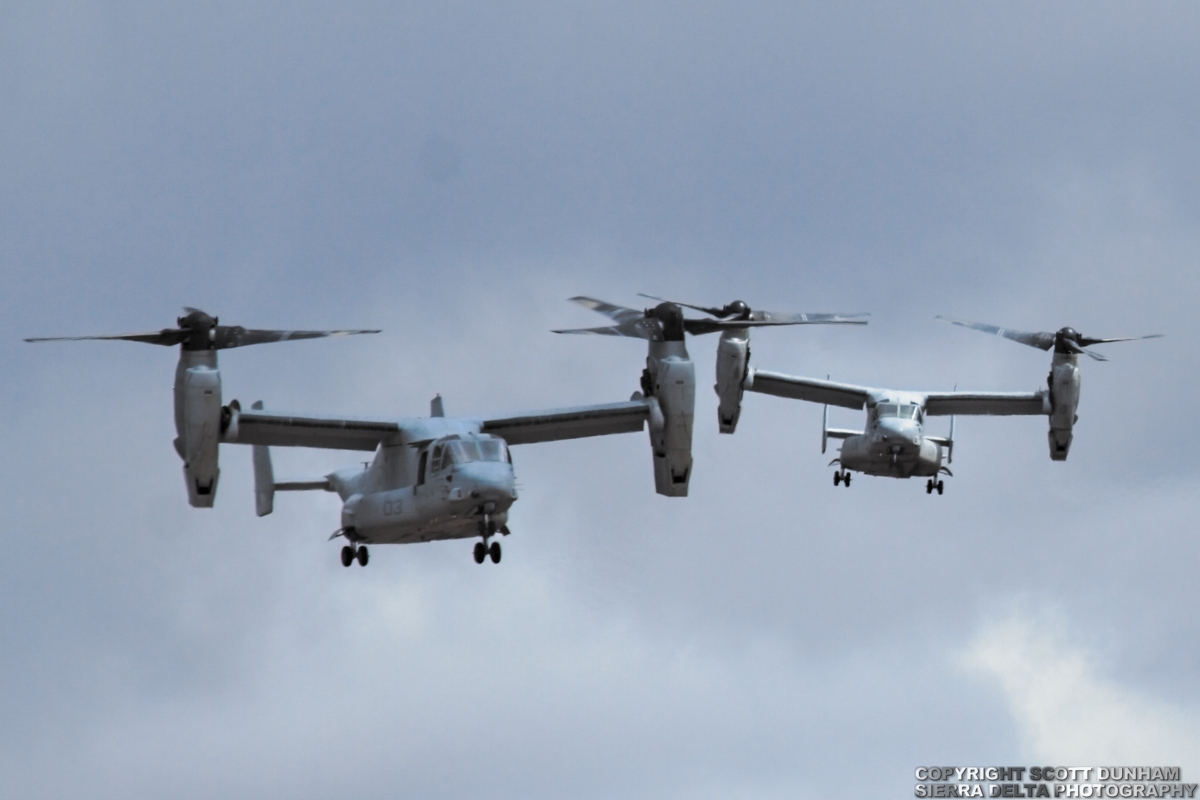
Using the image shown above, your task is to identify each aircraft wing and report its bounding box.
[745,369,870,410]
[922,391,1046,416]
[481,400,649,445]
[226,408,402,451]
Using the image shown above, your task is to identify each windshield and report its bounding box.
[443,439,509,466]
[876,403,921,421]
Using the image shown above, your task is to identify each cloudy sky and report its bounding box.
[2,2,1198,797]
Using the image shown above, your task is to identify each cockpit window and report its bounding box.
[442,439,509,466]
[875,403,921,421]
[477,440,508,463]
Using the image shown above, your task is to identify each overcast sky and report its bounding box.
[3,2,1199,798]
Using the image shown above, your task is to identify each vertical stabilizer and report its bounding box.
[250,401,275,516]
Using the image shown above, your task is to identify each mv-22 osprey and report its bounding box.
[29,308,663,566]
[28,301,861,567]
[731,316,1161,493]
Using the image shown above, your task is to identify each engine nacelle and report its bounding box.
[714,328,750,433]
[1046,355,1080,461]
[644,341,695,496]
[179,365,222,506]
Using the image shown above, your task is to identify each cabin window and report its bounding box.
[417,451,428,485]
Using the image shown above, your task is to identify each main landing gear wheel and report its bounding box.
[473,541,487,564]
[833,472,840,486]
[356,546,370,566]
[341,545,354,568]
[489,541,501,564]
[834,470,851,487]
[926,479,945,495]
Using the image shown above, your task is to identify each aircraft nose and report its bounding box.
[459,462,516,505]
[878,418,922,447]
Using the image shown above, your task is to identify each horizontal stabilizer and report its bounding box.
[275,480,332,491]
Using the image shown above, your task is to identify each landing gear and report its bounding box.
[340,538,369,567]
[473,516,505,564]
[833,470,851,487]
[926,479,944,495]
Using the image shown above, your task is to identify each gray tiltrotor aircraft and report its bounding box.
[225,393,653,566]
[734,318,1161,493]
[27,308,687,566]
[553,296,869,495]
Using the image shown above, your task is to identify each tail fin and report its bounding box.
[821,374,831,454]
[822,403,829,454]
[251,402,275,516]
[253,445,275,516]
[947,383,956,464]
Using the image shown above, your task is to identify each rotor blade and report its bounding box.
[552,320,655,339]
[640,294,872,323]
[567,297,647,325]
[24,329,188,346]
[748,310,870,324]
[936,316,1056,351]
[1054,338,1108,362]
[636,293,727,317]
[682,318,848,335]
[213,327,381,350]
[1077,334,1164,347]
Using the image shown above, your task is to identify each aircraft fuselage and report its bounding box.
[330,432,517,546]
[834,395,947,479]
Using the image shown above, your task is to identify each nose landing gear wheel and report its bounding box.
[489,541,501,564]
[356,546,369,566]
[341,545,354,568]
[473,541,487,564]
